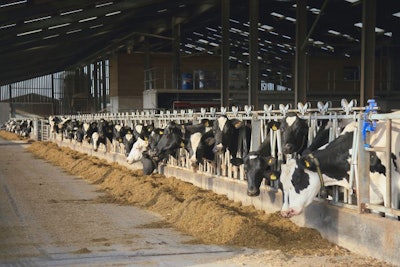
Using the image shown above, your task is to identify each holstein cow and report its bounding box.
[92,119,114,152]
[232,113,310,197]
[139,122,185,175]
[126,124,156,164]
[136,127,165,174]
[212,115,251,165]
[184,119,215,171]
[278,119,400,218]
[279,112,309,156]
[150,121,184,162]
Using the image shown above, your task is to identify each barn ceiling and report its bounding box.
[0,0,399,86]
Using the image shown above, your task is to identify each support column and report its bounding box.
[360,0,376,106]
[101,60,107,110]
[51,74,55,114]
[9,84,14,118]
[144,37,152,90]
[294,0,307,105]
[249,0,259,109]
[221,0,230,108]
[172,18,181,89]
[86,64,92,112]
[93,62,99,112]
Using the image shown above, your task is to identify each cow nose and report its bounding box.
[213,143,225,154]
[247,189,260,197]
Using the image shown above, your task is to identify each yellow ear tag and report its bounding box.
[270,174,277,181]
[180,141,185,148]
[272,125,277,131]
[160,131,164,134]
[304,160,310,168]
[144,137,148,141]
[205,121,209,127]
[268,158,274,164]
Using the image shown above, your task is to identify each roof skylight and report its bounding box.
[0,0,26,8]
[60,9,83,16]
[17,29,42,36]
[24,16,51,24]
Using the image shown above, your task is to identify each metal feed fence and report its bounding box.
[13,98,399,219]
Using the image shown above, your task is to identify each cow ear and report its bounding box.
[268,121,280,131]
[233,120,244,129]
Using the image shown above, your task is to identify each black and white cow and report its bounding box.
[92,119,113,151]
[150,121,184,162]
[212,115,251,165]
[184,119,215,171]
[278,119,400,218]
[233,113,310,197]
[126,124,156,164]
[279,113,309,155]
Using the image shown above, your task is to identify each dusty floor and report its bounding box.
[0,130,395,266]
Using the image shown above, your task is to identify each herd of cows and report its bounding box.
[2,107,400,218]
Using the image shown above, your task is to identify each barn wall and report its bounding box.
[308,56,360,93]
[108,52,220,112]
[109,52,396,112]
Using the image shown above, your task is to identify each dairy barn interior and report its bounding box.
[1,0,400,266]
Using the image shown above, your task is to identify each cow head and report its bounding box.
[127,137,148,164]
[278,113,308,155]
[184,119,215,170]
[242,152,277,196]
[212,116,244,155]
[279,158,322,217]
[150,121,184,162]
[141,152,157,175]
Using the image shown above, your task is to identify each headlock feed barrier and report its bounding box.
[6,98,400,219]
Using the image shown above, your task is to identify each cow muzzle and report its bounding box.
[280,208,300,218]
[213,143,226,154]
[247,189,260,197]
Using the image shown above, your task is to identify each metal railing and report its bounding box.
[13,98,399,219]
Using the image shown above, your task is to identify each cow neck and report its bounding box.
[307,153,327,198]
[296,133,307,154]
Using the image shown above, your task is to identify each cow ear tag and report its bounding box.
[304,160,311,168]
[204,121,209,127]
[270,173,277,181]
[160,131,164,134]
[180,141,185,148]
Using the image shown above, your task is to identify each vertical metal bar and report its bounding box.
[360,0,376,106]
[102,60,107,110]
[357,114,370,213]
[385,119,392,208]
[221,0,230,107]
[8,84,12,118]
[93,62,98,112]
[51,74,55,114]
[172,18,181,89]
[294,0,307,105]
[249,0,259,109]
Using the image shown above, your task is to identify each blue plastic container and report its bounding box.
[182,73,193,90]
